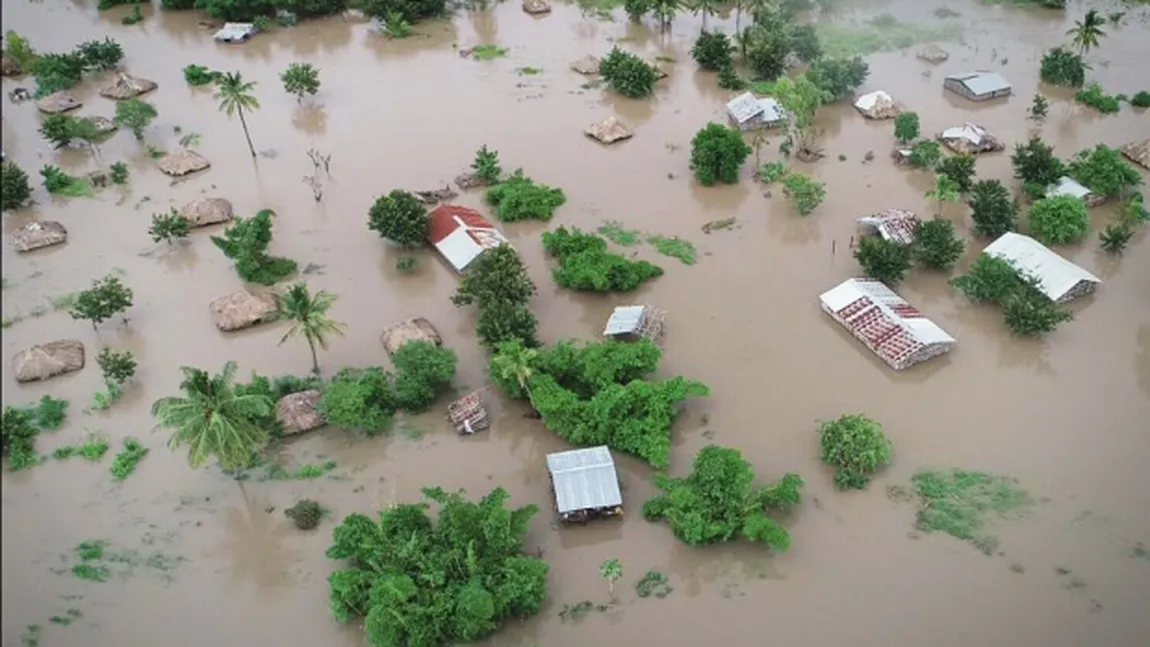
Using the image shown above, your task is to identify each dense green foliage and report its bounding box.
[325,486,548,647]
[484,171,566,222]
[193,0,273,21]
[1001,289,1074,336]
[109,162,129,184]
[758,161,787,184]
[936,154,976,194]
[691,31,733,71]
[806,57,869,101]
[1039,47,1086,87]
[319,367,397,435]
[2,30,39,73]
[893,112,919,143]
[39,114,104,150]
[926,173,962,217]
[97,347,137,385]
[541,227,663,293]
[817,414,893,490]
[149,209,192,244]
[950,255,1073,337]
[968,179,1018,238]
[1029,93,1049,120]
[1074,83,1121,114]
[1099,224,1134,254]
[950,255,1029,304]
[40,165,92,197]
[69,275,134,330]
[367,190,428,246]
[1,162,32,211]
[1011,136,1066,199]
[358,0,446,22]
[768,74,828,157]
[234,371,324,438]
[781,172,826,215]
[114,99,158,141]
[1067,144,1142,198]
[912,219,965,270]
[391,341,457,413]
[643,445,803,549]
[1027,195,1090,245]
[740,9,820,80]
[689,123,752,186]
[1131,91,1150,108]
[908,140,942,169]
[183,64,221,86]
[717,63,745,90]
[451,245,536,309]
[272,282,347,374]
[599,47,658,98]
[281,62,320,100]
[75,38,123,71]
[211,209,298,285]
[110,437,149,480]
[33,51,86,96]
[476,300,540,351]
[286,499,324,530]
[472,145,502,184]
[489,339,708,468]
[854,235,912,284]
[2,407,42,472]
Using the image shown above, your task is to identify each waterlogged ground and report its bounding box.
[2,1,1149,646]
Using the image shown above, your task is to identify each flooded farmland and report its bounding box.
[2,0,1149,646]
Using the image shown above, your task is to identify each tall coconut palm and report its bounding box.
[691,0,720,31]
[650,0,682,32]
[1067,10,1106,55]
[490,342,538,397]
[152,362,272,476]
[273,282,346,375]
[214,72,260,158]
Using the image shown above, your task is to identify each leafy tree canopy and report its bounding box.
[319,367,397,435]
[358,0,446,22]
[908,139,942,169]
[690,122,752,186]
[968,179,1018,238]
[476,300,540,350]
[690,31,734,71]
[1067,144,1142,198]
[1027,195,1089,245]
[542,226,663,293]
[97,347,137,385]
[114,98,158,141]
[210,209,298,285]
[484,170,566,222]
[599,47,658,98]
[39,114,104,150]
[451,245,536,309]
[69,274,134,330]
[1,161,32,211]
[325,486,548,647]
[271,0,349,18]
[912,219,965,270]
[950,254,1073,337]
[391,341,457,413]
[33,51,85,96]
[149,209,192,244]
[367,190,429,246]
[893,112,920,144]
[472,145,502,184]
[74,37,123,71]
[1039,47,1086,87]
[1012,136,1066,199]
[818,414,893,490]
[782,172,826,215]
[936,153,976,194]
[854,235,912,284]
[281,62,321,100]
[643,445,803,549]
[806,57,868,102]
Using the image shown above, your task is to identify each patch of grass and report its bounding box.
[260,459,337,481]
[145,145,165,160]
[53,438,110,462]
[110,437,148,480]
[816,20,960,58]
[76,540,106,561]
[597,221,644,246]
[758,161,787,184]
[646,235,697,265]
[471,44,508,61]
[1074,83,1122,114]
[48,609,82,625]
[71,564,110,582]
[50,291,79,311]
[903,469,1034,555]
[41,166,94,198]
[635,570,673,598]
[517,66,542,75]
[20,624,41,647]
[557,600,603,622]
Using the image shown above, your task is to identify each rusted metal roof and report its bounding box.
[546,446,622,514]
[427,204,509,273]
[857,209,920,245]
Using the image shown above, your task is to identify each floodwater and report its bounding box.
[2,1,1149,645]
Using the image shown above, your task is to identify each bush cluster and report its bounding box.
[541,227,663,293]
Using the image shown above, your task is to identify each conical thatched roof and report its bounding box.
[11,220,68,252]
[275,390,325,435]
[1,53,22,76]
[12,340,85,383]
[1121,139,1149,170]
[98,72,158,100]
[159,149,210,177]
[35,92,82,114]
[585,116,634,145]
[180,197,234,227]
[522,0,551,14]
[208,289,277,332]
[917,45,950,63]
[571,55,600,75]
[380,317,442,356]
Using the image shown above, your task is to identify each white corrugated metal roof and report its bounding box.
[946,71,1011,96]
[214,23,256,40]
[982,233,1101,302]
[603,305,645,335]
[1046,176,1094,200]
[434,227,485,273]
[726,92,762,124]
[854,90,892,111]
[819,279,956,345]
[757,97,786,123]
[546,446,622,514]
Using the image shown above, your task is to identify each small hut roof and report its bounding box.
[35,92,82,114]
[585,116,634,145]
[857,209,919,245]
[98,73,158,100]
[180,197,234,227]
[275,390,325,435]
[938,123,1003,154]
[1121,139,1149,170]
[571,55,601,75]
[854,91,904,119]
[208,289,277,331]
[159,149,211,177]
[86,116,118,135]
[916,45,950,63]
[12,340,85,383]
[1,53,21,76]
[522,0,551,14]
[380,317,442,356]
[11,221,68,252]
[545,446,622,514]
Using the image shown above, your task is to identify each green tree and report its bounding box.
[74,37,123,71]
[649,0,681,31]
[325,487,549,645]
[1029,94,1049,120]
[1067,9,1106,55]
[359,0,446,22]
[1099,224,1133,255]
[3,30,39,73]
[472,145,502,184]
[32,51,85,96]
[183,63,221,86]
[643,444,802,549]
[600,559,623,599]
[854,236,912,284]
[211,209,298,285]
[476,299,540,350]
[149,209,191,244]
[96,347,136,385]
[771,74,828,158]
[950,255,1074,337]
[912,219,964,270]
[788,23,822,63]
[690,31,733,71]
[367,190,429,246]
[689,122,752,186]
[452,245,536,308]
[741,9,791,80]
[817,414,892,490]
[1012,136,1066,199]
[968,179,1018,238]
[1067,144,1142,199]
[1027,195,1089,245]
[1039,47,1086,87]
[319,367,397,435]
[599,47,659,99]
[542,226,663,292]
[484,171,566,222]
[926,173,962,217]
[152,362,273,475]
[806,57,868,101]
[782,172,826,215]
[280,62,320,101]
[113,98,158,141]
[273,282,347,375]
[1,161,32,211]
[38,114,103,151]
[109,162,129,184]
[935,154,976,194]
[214,71,260,158]
[2,406,40,472]
[689,0,720,31]
[1001,290,1073,337]
[624,0,651,20]
[908,140,942,169]
[893,111,919,144]
[950,254,1027,304]
[717,64,745,90]
[69,274,133,330]
[488,340,538,399]
[391,340,458,413]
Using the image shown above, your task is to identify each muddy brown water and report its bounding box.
[2,1,1149,645]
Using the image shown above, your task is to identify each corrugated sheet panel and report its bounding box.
[948,71,1011,96]
[603,305,645,335]
[983,233,1101,302]
[726,92,763,124]
[546,446,622,514]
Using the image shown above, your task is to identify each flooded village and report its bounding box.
[2,1,1149,646]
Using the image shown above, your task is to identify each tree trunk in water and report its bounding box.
[308,339,320,375]
[237,106,256,158]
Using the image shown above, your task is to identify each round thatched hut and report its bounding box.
[180,197,234,227]
[12,340,85,383]
[275,390,325,436]
[99,73,158,100]
[35,92,82,114]
[380,317,442,356]
[159,149,211,177]
[11,221,68,252]
[208,289,277,332]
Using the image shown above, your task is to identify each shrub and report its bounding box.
[183,64,220,86]
[1132,91,1150,108]
[1,162,32,211]
[908,140,941,169]
[196,0,275,21]
[472,145,502,184]
[1067,144,1142,198]
[484,171,566,222]
[1039,47,1086,87]
[40,165,91,197]
[319,367,397,435]
[113,99,158,141]
[1099,224,1133,254]
[74,38,123,71]
[893,112,919,144]
[359,0,447,22]
[476,300,539,350]
[452,245,536,309]
[149,209,191,244]
[912,219,965,270]
[285,499,323,530]
[968,179,1018,238]
[281,62,320,100]
[817,414,893,490]
[624,0,650,20]
[273,0,349,17]
[1122,193,1149,225]
[1001,290,1073,337]
[541,227,663,293]
[391,341,457,413]
[39,114,103,150]
[936,154,976,193]
[950,255,1026,304]
[1027,195,1089,245]
[782,172,826,215]
[806,57,868,101]
[2,407,41,472]
[758,161,787,184]
[599,47,658,98]
[1011,136,1066,199]
[716,64,745,90]
[854,236,912,284]
[32,52,85,96]
[97,347,136,385]
[69,275,133,330]
[1074,83,1121,114]
[690,31,733,71]
[689,123,751,186]
[210,209,298,285]
[2,31,39,73]
[367,190,428,246]
[109,162,129,184]
[1029,94,1049,120]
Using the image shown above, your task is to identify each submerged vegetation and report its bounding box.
[211,209,298,285]
[951,255,1073,337]
[485,171,567,222]
[542,226,663,293]
[896,469,1034,555]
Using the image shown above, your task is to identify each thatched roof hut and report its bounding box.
[159,149,210,177]
[522,0,551,14]
[180,197,234,227]
[1121,139,1149,170]
[275,390,325,435]
[1,53,21,76]
[35,92,82,114]
[585,116,634,145]
[571,55,600,75]
[917,45,949,63]
[98,73,158,100]
[208,289,277,332]
[12,340,85,383]
[380,317,442,356]
[87,116,118,135]
[12,221,68,252]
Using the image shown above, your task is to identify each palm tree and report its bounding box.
[1067,10,1106,55]
[490,342,538,397]
[214,72,260,158]
[151,362,272,476]
[926,174,961,218]
[650,0,681,32]
[272,282,346,375]
[691,0,720,31]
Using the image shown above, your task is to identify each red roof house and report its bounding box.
[427,204,510,273]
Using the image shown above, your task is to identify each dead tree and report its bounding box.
[306,148,332,177]
[302,174,322,202]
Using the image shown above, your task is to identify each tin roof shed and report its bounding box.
[214,23,257,42]
[545,446,622,515]
[983,233,1101,303]
[604,305,646,336]
[857,209,920,245]
[726,92,786,129]
[427,204,510,273]
[945,71,1012,98]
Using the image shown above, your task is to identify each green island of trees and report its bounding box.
[211,208,298,285]
[541,226,663,293]
[451,245,540,349]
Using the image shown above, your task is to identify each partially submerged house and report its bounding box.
[603,304,666,343]
[1046,176,1104,206]
[275,390,325,436]
[726,92,786,131]
[937,122,1004,154]
[854,90,904,120]
[983,232,1101,303]
[427,204,510,273]
[545,446,623,525]
[35,92,81,114]
[208,289,277,332]
[214,23,256,43]
[857,209,920,245]
[158,149,211,177]
[99,73,157,100]
[1121,139,1149,170]
[819,278,957,371]
[380,317,442,356]
[944,71,1012,101]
